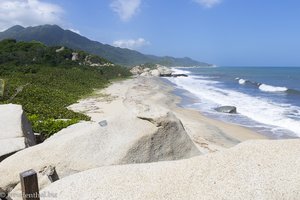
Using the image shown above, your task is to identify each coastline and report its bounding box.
[3,76,299,199]
[70,76,267,153]
[38,76,300,200]
[168,66,300,138]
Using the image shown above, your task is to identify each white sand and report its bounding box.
[70,76,266,153]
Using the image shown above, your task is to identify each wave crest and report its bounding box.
[236,78,289,93]
[259,84,288,92]
[238,79,246,85]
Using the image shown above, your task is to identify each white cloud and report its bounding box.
[0,0,63,31]
[110,0,141,21]
[113,38,149,49]
[68,28,81,35]
[193,0,222,8]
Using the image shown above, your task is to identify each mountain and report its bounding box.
[0,25,210,67]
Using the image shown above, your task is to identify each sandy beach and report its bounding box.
[2,75,299,200]
[40,76,300,200]
[70,76,266,153]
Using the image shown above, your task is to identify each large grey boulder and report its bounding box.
[41,139,300,200]
[215,106,237,114]
[0,104,35,162]
[122,113,199,163]
[0,112,199,195]
[150,69,160,77]
[157,66,172,76]
[130,66,143,75]
[143,68,150,72]
[172,74,188,77]
[140,72,151,77]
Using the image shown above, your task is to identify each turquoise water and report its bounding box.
[165,67,300,138]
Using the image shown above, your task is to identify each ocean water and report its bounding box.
[165,66,300,139]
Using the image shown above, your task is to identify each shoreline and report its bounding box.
[169,66,300,139]
[164,77,296,140]
[2,76,298,198]
[69,76,267,153]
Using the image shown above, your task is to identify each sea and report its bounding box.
[164,66,300,139]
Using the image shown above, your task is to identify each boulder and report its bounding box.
[0,112,200,194]
[172,74,188,77]
[0,104,35,162]
[130,66,143,75]
[71,52,79,61]
[159,73,188,78]
[122,113,200,163]
[150,69,160,77]
[215,106,237,114]
[41,139,300,200]
[140,72,151,77]
[143,68,150,72]
[157,66,172,76]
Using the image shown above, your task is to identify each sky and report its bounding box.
[0,0,300,66]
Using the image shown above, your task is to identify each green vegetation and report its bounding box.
[0,79,4,97]
[0,39,131,138]
[28,115,79,138]
[139,63,158,69]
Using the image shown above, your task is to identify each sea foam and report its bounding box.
[259,84,288,92]
[168,69,300,137]
[238,79,246,85]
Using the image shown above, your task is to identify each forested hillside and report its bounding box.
[0,25,210,67]
[0,39,131,138]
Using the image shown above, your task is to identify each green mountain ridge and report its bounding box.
[0,25,210,67]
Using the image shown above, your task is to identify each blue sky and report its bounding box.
[0,0,300,66]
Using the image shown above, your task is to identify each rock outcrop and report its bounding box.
[55,46,65,53]
[71,52,79,61]
[170,74,188,77]
[121,113,199,163]
[0,104,35,162]
[0,112,199,195]
[215,106,237,114]
[157,65,172,76]
[130,64,188,78]
[130,66,144,75]
[150,69,160,77]
[41,139,300,200]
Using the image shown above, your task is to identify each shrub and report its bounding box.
[28,114,80,138]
